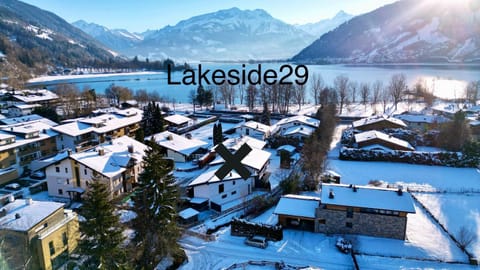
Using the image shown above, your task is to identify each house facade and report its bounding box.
[354,130,415,151]
[352,115,407,131]
[150,131,209,162]
[0,198,79,270]
[238,121,271,140]
[45,136,147,200]
[274,184,416,240]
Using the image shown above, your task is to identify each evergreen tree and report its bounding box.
[217,122,223,145]
[32,106,60,123]
[142,101,164,136]
[132,141,181,269]
[438,111,471,151]
[260,101,271,125]
[79,180,127,269]
[213,122,218,145]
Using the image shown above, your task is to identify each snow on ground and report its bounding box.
[327,146,480,192]
[28,71,162,83]
[356,202,468,262]
[188,121,239,142]
[414,193,480,258]
[116,209,137,223]
[357,255,478,270]
[264,148,291,189]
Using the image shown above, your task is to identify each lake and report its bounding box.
[28,63,480,103]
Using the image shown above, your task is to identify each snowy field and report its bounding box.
[414,193,480,258]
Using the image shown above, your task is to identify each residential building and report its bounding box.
[7,104,41,117]
[272,115,320,136]
[0,198,79,270]
[164,114,193,131]
[1,89,59,106]
[45,136,148,200]
[0,120,58,183]
[354,130,415,151]
[274,184,416,240]
[394,113,449,132]
[237,121,271,140]
[150,131,209,162]
[53,108,142,152]
[352,115,407,131]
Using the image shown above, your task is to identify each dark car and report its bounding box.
[244,235,268,249]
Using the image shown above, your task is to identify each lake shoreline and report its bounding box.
[28,71,164,84]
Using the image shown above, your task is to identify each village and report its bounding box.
[0,81,478,270]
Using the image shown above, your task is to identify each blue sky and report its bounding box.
[22,0,397,32]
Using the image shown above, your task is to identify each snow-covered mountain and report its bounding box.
[293,0,480,63]
[0,0,117,70]
[72,20,142,52]
[296,10,354,37]
[96,8,316,61]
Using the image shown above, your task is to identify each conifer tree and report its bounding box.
[213,122,218,145]
[80,180,127,269]
[132,140,180,269]
[260,101,271,125]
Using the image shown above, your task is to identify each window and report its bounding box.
[218,184,224,194]
[231,191,237,195]
[232,180,236,185]
[66,179,70,185]
[58,189,63,195]
[346,222,353,228]
[65,168,68,173]
[246,129,250,135]
[346,207,353,218]
[49,241,55,255]
[62,232,68,246]
[221,194,227,199]
[55,167,60,173]
[84,169,87,175]
[319,219,326,224]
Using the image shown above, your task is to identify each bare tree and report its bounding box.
[294,83,306,111]
[237,84,245,105]
[245,84,257,112]
[360,82,370,110]
[310,73,324,105]
[381,87,390,114]
[349,81,358,104]
[189,89,196,113]
[334,75,350,114]
[372,80,383,105]
[388,73,407,111]
[54,84,80,117]
[465,81,480,105]
[457,225,477,251]
[135,89,149,106]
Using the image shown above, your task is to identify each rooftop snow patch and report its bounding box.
[179,208,199,219]
[354,130,414,151]
[321,184,416,213]
[164,114,192,125]
[352,115,407,129]
[214,136,266,151]
[274,194,321,219]
[150,131,208,156]
[0,199,64,232]
[243,121,271,133]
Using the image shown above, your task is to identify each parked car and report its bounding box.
[244,235,268,249]
[30,171,45,180]
[4,183,21,190]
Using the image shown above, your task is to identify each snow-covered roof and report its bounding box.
[69,136,148,178]
[275,115,320,129]
[321,184,416,213]
[352,115,407,129]
[189,165,242,186]
[150,131,208,156]
[0,114,58,126]
[210,147,271,171]
[31,150,70,172]
[0,121,58,152]
[215,136,266,151]
[164,114,192,125]
[53,108,142,136]
[432,104,461,114]
[274,194,321,219]
[354,130,414,151]
[9,103,41,110]
[179,208,199,219]
[11,89,58,103]
[0,199,64,232]
[277,145,296,153]
[243,121,271,134]
[394,114,449,124]
[282,125,315,137]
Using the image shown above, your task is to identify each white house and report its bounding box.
[164,114,193,131]
[150,131,209,162]
[7,104,41,117]
[237,121,272,140]
[45,136,148,200]
[354,130,415,151]
[188,165,252,212]
[273,115,320,134]
[218,136,266,151]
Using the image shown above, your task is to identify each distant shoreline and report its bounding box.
[28,71,164,84]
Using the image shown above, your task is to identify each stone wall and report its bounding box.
[315,208,407,240]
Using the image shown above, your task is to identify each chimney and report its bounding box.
[128,145,134,153]
[7,195,14,203]
[98,148,105,156]
[328,189,335,199]
[26,198,33,205]
[67,149,72,156]
[0,208,6,218]
[397,188,403,196]
[15,213,20,219]
[353,185,357,192]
